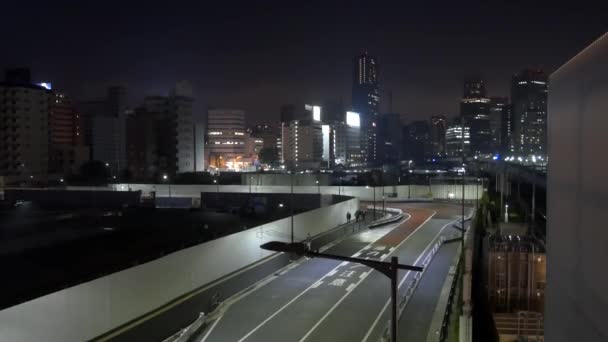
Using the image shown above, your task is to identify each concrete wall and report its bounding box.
[0,197,358,342]
[109,183,482,202]
[546,33,608,342]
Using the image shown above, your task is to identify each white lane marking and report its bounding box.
[339,261,349,267]
[360,219,456,342]
[346,283,356,292]
[311,281,323,289]
[327,269,338,277]
[359,272,368,279]
[352,252,361,257]
[236,215,412,342]
[199,314,223,342]
[297,210,438,342]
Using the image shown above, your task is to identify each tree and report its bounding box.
[258,147,278,166]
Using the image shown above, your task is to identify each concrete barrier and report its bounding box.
[0,197,358,342]
[107,183,483,202]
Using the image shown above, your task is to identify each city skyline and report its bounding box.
[1,3,605,123]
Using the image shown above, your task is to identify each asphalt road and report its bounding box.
[196,203,468,342]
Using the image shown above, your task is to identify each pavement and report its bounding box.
[194,202,470,342]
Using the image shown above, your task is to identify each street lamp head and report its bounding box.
[162,174,168,180]
[278,203,284,208]
[105,163,109,167]
[213,179,217,183]
[316,180,319,184]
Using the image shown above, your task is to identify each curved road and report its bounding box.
[196,202,469,342]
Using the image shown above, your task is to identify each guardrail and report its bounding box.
[366,207,404,228]
[162,312,205,342]
[378,235,446,341]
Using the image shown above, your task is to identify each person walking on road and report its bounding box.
[347,211,351,223]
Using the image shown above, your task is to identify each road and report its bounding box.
[196,202,469,342]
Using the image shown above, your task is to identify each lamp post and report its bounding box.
[162,174,171,198]
[290,171,294,243]
[260,241,423,342]
[316,179,320,195]
[381,170,385,214]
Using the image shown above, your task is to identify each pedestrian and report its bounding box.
[347,212,351,223]
[306,233,312,250]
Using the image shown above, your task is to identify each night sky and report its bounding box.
[2,2,606,123]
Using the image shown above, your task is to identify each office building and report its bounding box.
[460,78,492,157]
[379,113,403,165]
[403,120,430,163]
[445,119,470,158]
[206,109,247,170]
[80,86,127,175]
[281,119,323,170]
[137,81,196,175]
[489,97,508,155]
[352,52,380,165]
[126,107,159,180]
[0,68,50,178]
[511,69,548,157]
[280,104,325,170]
[430,115,447,158]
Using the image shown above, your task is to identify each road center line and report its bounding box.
[235,214,412,342]
[297,210,437,342]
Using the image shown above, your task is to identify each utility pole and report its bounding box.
[290,171,294,243]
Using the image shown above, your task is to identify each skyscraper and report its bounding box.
[489,97,508,154]
[430,115,447,157]
[460,77,492,157]
[511,69,548,157]
[445,118,470,158]
[352,52,380,165]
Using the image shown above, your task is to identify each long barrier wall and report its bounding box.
[0,197,358,342]
[107,183,482,202]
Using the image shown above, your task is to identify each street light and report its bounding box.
[260,241,423,342]
[162,174,171,198]
[316,179,320,195]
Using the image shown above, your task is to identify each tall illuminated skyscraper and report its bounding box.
[352,52,380,165]
[511,69,548,157]
[460,77,492,157]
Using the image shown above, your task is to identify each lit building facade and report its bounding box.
[461,78,492,157]
[206,109,247,170]
[445,119,470,158]
[352,52,380,165]
[511,69,548,157]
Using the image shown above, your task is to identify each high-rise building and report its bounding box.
[511,69,548,157]
[403,120,430,163]
[81,86,128,175]
[280,104,324,170]
[489,97,508,155]
[352,52,380,165]
[49,91,89,175]
[206,109,247,170]
[461,78,492,157]
[379,113,403,165]
[137,81,196,175]
[445,118,470,158]
[430,115,447,158]
[0,69,50,178]
[126,107,159,180]
[171,81,195,173]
